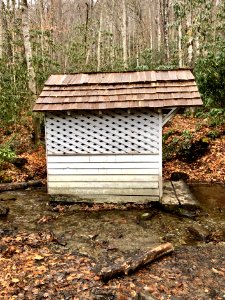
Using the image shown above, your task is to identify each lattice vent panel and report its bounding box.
[46,109,160,154]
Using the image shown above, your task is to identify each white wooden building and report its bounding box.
[34,70,202,203]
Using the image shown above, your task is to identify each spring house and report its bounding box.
[33,70,202,203]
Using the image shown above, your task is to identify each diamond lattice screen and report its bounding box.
[46,109,160,154]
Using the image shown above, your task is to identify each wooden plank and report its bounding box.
[48,174,159,182]
[47,154,160,163]
[48,181,159,189]
[47,162,159,169]
[162,108,179,126]
[48,187,160,196]
[47,168,159,175]
[35,97,202,111]
[40,86,198,98]
[43,81,195,91]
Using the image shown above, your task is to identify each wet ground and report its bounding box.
[189,183,225,210]
[0,184,225,260]
[0,184,225,299]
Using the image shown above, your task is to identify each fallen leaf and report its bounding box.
[212,268,224,276]
[33,254,44,261]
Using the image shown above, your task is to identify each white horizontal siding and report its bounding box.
[48,188,159,196]
[47,154,161,201]
[47,154,159,163]
[48,168,159,175]
[49,175,158,182]
[48,181,158,189]
[48,162,159,169]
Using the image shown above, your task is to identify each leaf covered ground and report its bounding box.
[163,114,225,183]
[0,230,224,300]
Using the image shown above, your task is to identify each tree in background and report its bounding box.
[0,0,224,131]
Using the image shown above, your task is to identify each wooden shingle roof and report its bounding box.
[33,69,202,111]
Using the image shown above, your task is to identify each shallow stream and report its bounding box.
[0,184,224,260]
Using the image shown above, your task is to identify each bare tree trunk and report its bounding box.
[2,1,13,58]
[50,0,63,69]
[97,9,103,71]
[85,1,95,66]
[21,0,40,145]
[161,0,170,63]
[122,0,128,69]
[212,0,220,44]
[148,4,153,51]
[0,0,3,59]
[157,0,161,53]
[186,5,193,66]
[110,0,116,69]
[127,15,131,61]
[84,2,90,53]
[11,0,16,87]
[84,1,95,56]
[38,0,45,73]
[195,33,200,57]
[21,1,36,95]
[178,23,183,67]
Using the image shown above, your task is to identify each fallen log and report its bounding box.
[97,242,174,281]
[0,180,43,192]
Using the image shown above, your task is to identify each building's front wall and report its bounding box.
[45,108,162,202]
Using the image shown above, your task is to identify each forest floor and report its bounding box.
[0,230,224,300]
[0,114,225,300]
[162,114,225,183]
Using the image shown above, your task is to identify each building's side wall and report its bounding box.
[45,109,162,202]
[47,154,160,202]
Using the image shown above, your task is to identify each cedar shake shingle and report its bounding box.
[33,70,202,111]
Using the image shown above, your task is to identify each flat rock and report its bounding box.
[162,180,200,209]
[188,223,210,241]
[138,211,158,221]
[172,180,199,208]
[161,181,179,206]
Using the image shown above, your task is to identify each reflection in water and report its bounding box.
[189,184,225,209]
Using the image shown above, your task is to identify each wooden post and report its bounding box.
[158,109,163,199]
